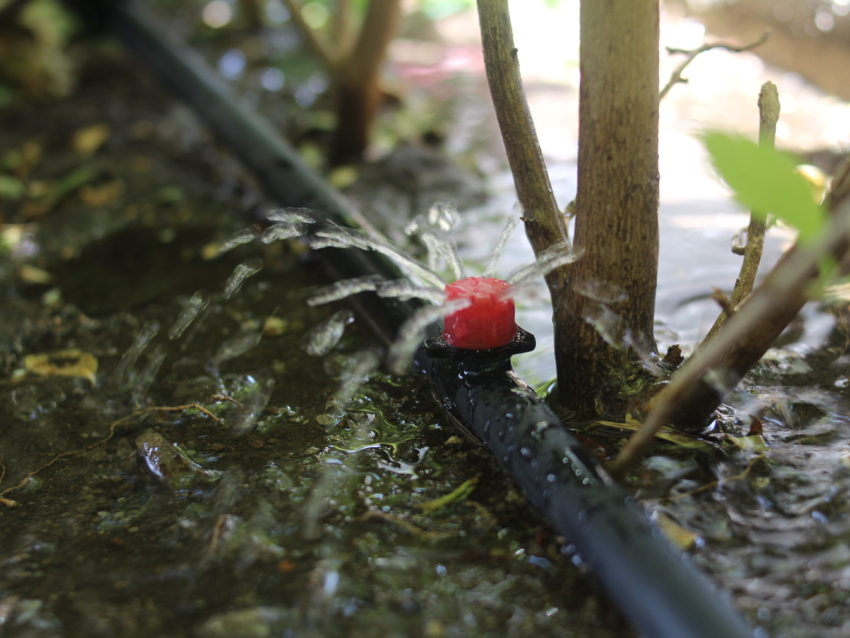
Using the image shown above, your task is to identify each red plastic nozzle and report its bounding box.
[443,277,516,350]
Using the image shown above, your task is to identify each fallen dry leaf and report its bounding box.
[72,123,110,157]
[654,512,699,551]
[23,348,98,385]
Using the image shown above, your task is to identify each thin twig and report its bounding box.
[659,30,770,100]
[281,0,338,70]
[607,195,850,480]
[704,81,779,341]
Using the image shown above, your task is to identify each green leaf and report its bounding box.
[703,131,825,242]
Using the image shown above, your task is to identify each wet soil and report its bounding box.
[0,33,626,638]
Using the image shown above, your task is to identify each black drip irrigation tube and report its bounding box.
[73,2,754,636]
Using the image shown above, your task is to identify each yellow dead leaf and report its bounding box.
[654,512,698,551]
[24,348,98,385]
[592,420,715,451]
[17,264,52,285]
[72,124,110,157]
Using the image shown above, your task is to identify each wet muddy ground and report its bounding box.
[3,4,850,638]
[0,30,627,638]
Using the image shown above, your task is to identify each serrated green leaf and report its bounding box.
[703,131,825,242]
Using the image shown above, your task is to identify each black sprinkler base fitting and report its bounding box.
[423,325,535,368]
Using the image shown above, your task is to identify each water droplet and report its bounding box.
[405,202,460,235]
[703,367,740,394]
[483,216,519,277]
[116,320,159,382]
[581,301,625,348]
[387,298,470,373]
[377,279,444,304]
[211,330,263,367]
[217,227,256,255]
[574,279,627,304]
[223,260,262,299]
[265,207,315,224]
[428,202,460,231]
[132,344,166,403]
[505,242,583,287]
[169,292,209,340]
[230,375,275,433]
[306,309,354,356]
[310,224,445,289]
[307,275,383,306]
[327,349,380,413]
[260,222,307,244]
[419,229,463,281]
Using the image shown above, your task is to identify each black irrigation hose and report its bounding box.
[417,352,752,638]
[70,2,754,636]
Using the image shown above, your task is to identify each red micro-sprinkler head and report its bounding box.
[443,277,516,350]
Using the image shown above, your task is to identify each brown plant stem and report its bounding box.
[330,0,402,164]
[475,0,569,257]
[552,0,660,416]
[608,182,850,480]
[704,81,779,341]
